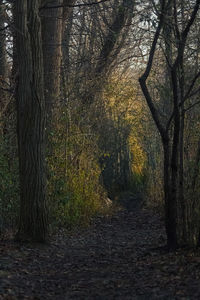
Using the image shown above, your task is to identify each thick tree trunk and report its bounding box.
[15,0,47,242]
[0,0,8,129]
[0,1,6,78]
[41,0,63,124]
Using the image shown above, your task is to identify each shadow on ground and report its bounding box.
[1,196,200,299]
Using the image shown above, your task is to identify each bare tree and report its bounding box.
[139,0,200,248]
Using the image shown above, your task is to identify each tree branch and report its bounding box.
[139,0,170,140]
[184,70,200,101]
[173,0,200,68]
[40,0,111,10]
[184,99,200,113]
[181,0,200,43]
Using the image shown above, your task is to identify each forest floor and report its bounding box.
[1,195,200,299]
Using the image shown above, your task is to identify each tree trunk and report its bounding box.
[41,0,63,125]
[0,0,8,130]
[15,0,47,242]
[163,140,178,249]
[139,0,200,249]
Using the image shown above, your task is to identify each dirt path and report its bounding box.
[1,206,200,299]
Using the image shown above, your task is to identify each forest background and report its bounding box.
[0,0,200,249]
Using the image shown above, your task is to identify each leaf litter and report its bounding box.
[1,203,200,299]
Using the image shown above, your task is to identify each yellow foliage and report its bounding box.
[47,115,107,228]
[103,74,147,182]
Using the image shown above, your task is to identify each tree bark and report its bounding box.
[0,0,8,129]
[41,0,63,125]
[15,0,47,242]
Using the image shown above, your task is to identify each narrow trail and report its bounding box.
[1,205,200,299]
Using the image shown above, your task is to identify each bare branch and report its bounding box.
[0,24,9,32]
[139,0,171,140]
[173,0,200,68]
[40,0,111,10]
[184,100,200,113]
[181,0,200,43]
[184,70,200,101]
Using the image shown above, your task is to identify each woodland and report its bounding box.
[1,0,200,298]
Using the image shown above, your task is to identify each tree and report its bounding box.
[0,0,8,131]
[139,0,200,248]
[15,0,47,242]
[41,0,63,124]
[41,0,76,129]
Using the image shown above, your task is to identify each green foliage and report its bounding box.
[0,137,19,231]
[53,168,104,228]
[47,113,107,229]
[47,72,150,228]
[101,76,147,196]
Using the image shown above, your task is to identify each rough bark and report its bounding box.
[15,0,47,242]
[41,0,63,125]
[0,0,8,129]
